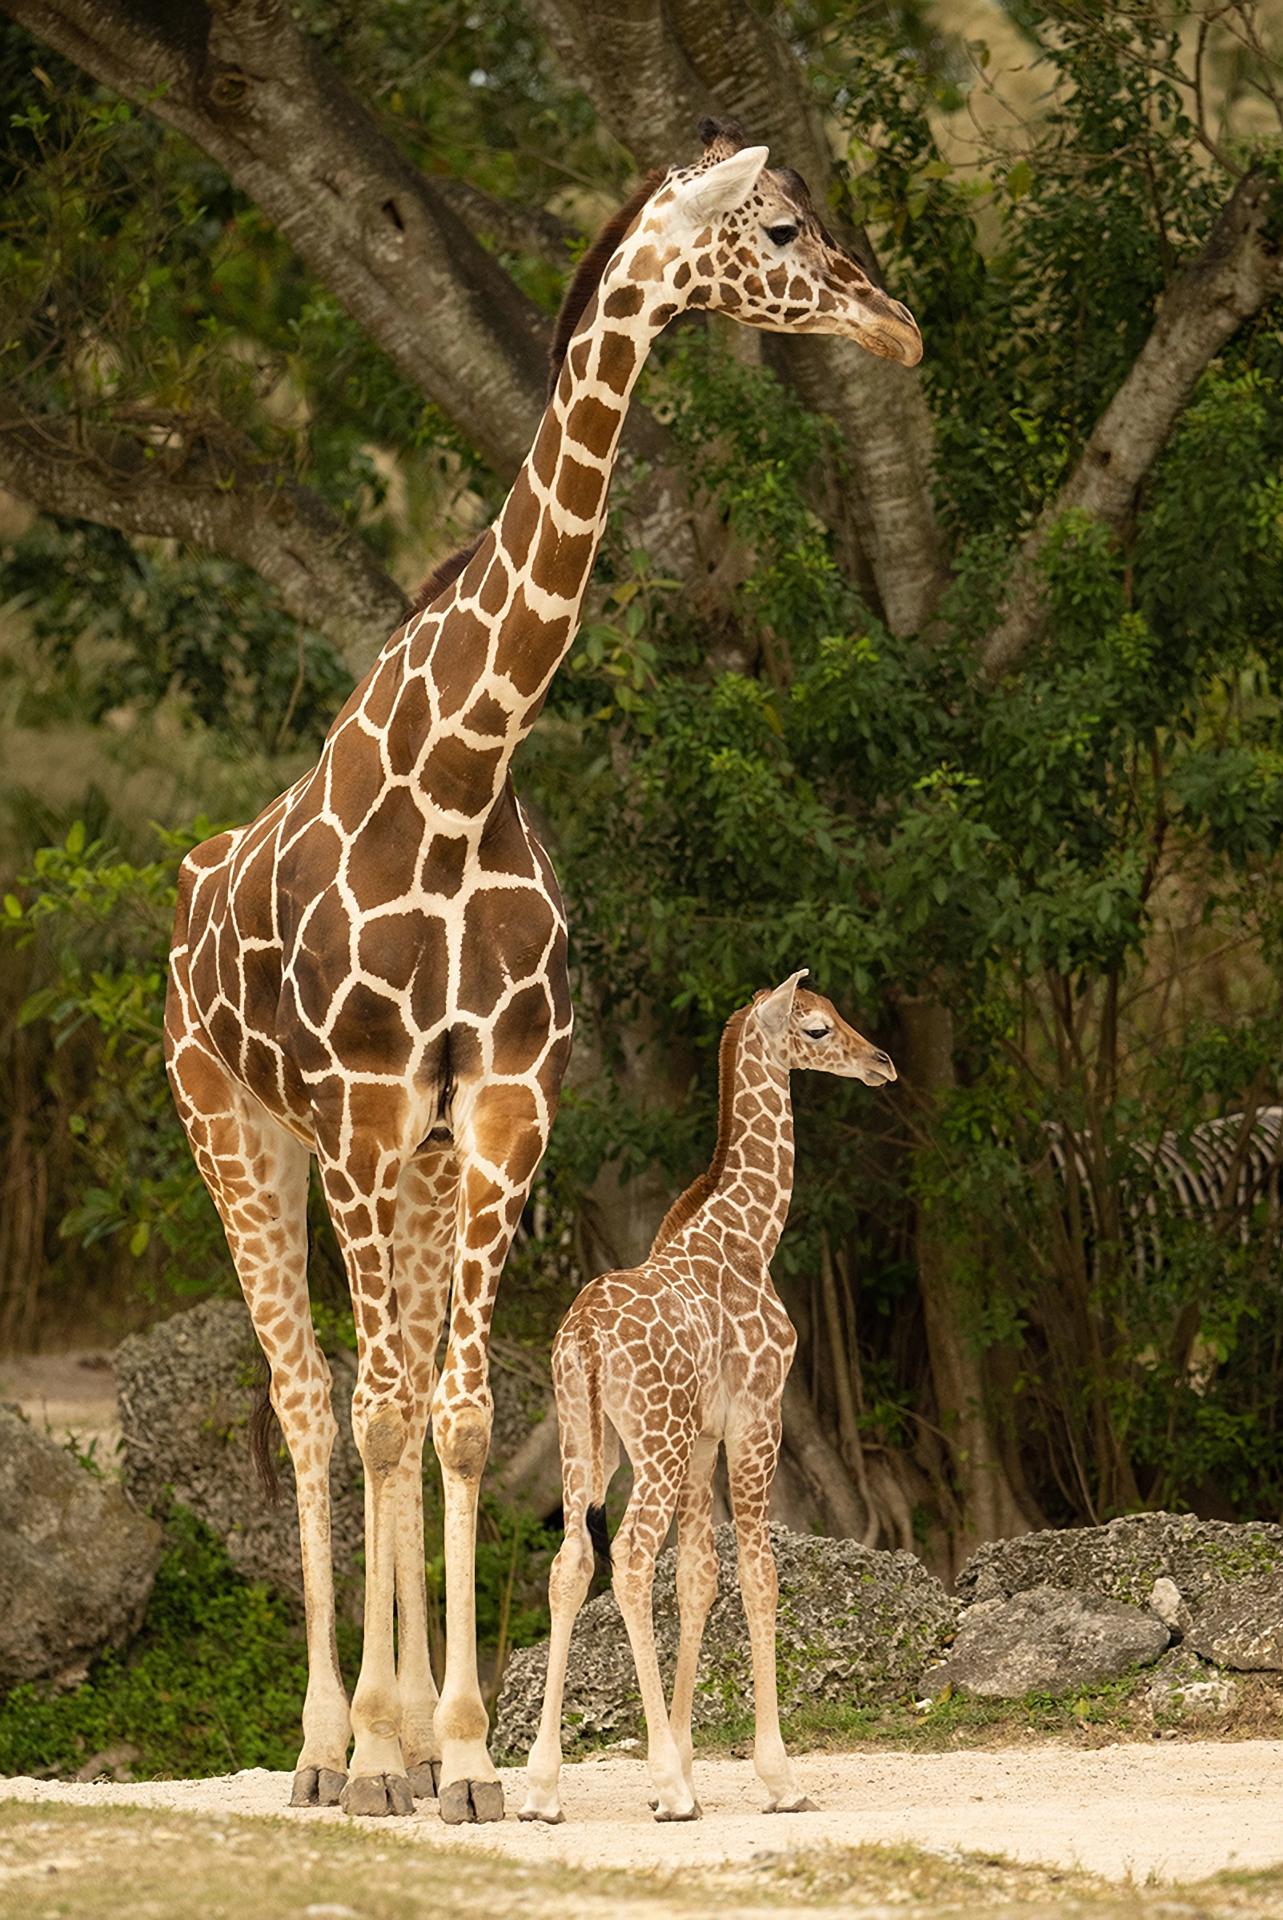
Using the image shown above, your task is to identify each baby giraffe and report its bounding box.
[520,970,896,1824]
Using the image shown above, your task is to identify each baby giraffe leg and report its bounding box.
[613,1457,695,1820]
[667,1436,719,1807]
[521,1332,606,1822]
[727,1418,815,1813]
[519,1512,593,1822]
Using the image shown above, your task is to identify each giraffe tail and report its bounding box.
[581,1333,612,1572]
[556,1327,612,1571]
[248,1350,282,1506]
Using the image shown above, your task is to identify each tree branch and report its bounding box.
[528,0,948,634]
[0,408,408,667]
[981,166,1283,683]
[10,0,702,577]
[8,0,549,477]
[431,176,573,267]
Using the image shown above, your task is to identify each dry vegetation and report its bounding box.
[2,1803,1283,1920]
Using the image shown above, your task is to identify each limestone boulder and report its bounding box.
[116,1298,554,1612]
[117,1298,361,1610]
[921,1584,1169,1700]
[956,1512,1283,1620]
[1145,1646,1239,1722]
[493,1521,955,1760]
[0,1406,161,1688]
[1186,1570,1283,1671]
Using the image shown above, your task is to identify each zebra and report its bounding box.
[1042,1106,1283,1285]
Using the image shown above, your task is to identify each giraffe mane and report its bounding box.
[648,1003,750,1257]
[408,170,664,618]
[546,169,665,400]
[408,535,487,615]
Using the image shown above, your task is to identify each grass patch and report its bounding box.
[2,1803,1283,1919]
[674,1669,1282,1760]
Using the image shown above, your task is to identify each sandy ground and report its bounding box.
[0,1349,119,1459]
[3,1743,1280,1885]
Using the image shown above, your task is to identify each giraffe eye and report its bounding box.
[766,223,799,246]
[802,1022,830,1040]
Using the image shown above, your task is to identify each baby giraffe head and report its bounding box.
[639,118,921,367]
[752,968,896,1085]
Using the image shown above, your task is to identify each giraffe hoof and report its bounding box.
[290,1766,348,1809]
[517,1804,564,1824]
[767,1796,819,1813]
[339,1772,415,1817]
[439,1778,506,1824]
[407,1760,441,1800]
[653,1801,701,1822]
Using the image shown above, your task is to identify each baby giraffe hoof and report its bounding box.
[339,1772,415,1817]
[767,1795,818,1813]
[289,1767,347,1809]
[653,1801,701,1822]
[517,1803,565,1825]
[407,1761,441,1800]
[439,1778,505,1825]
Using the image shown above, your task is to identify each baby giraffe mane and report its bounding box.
[410,169,663,617]
[648,1004,751,1256]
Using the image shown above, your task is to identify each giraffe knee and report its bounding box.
[434,1402,492,1482]
[549,1528,593,1608]
[359,1403,409,1479]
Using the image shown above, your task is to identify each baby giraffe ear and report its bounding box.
[672,145,769,224]
[757,967,808,1038]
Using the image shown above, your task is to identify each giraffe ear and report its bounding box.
[757,968,808,1038]
[672,145,769,224]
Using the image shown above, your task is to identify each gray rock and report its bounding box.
[1147,1576,1189,1638]
[1146,1646,1239,1721]
[0,1406,161,1687]
[923,1584,1169,1700]
[957,1512,1283,1618]
[493,1522,954,1759]
[117,1298,553,1612]
[1187,1570,1283,1670]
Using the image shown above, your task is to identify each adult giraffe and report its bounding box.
[164,119,921,1826]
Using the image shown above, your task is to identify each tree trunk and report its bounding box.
[900,995,1034,1568]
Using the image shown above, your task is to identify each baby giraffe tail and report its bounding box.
[554,1324,612,1571]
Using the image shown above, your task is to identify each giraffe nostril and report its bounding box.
[873,1049,892,1066]
[888,300,913,327]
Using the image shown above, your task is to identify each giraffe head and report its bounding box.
[754,969,896,1085]
[636,118,921,367]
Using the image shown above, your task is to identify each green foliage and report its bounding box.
[3,521,351,751]
[0,1508,339,1778]
[2,821,226,1293]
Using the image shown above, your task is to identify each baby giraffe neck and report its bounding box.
[714,1017,795,1264]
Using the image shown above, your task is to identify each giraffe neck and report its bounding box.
[409,230,678,778]
[710,1019,795,1266]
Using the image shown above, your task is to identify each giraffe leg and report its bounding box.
[391,1150,459,1800]
[165,1034,350,1806]
[520,1335,609,1823]
[613,1452,697,1821]
[666,1435,719,1808]
[313,1100,417,1819]
[432,1081,552,1825]
[727,1416,815,1814]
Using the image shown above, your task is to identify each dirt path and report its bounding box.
[4,1742,1280,1885]
[0,1350,118,1460]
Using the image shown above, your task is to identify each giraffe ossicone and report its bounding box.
[520,976,896,1825]
[163,121,920,1825]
